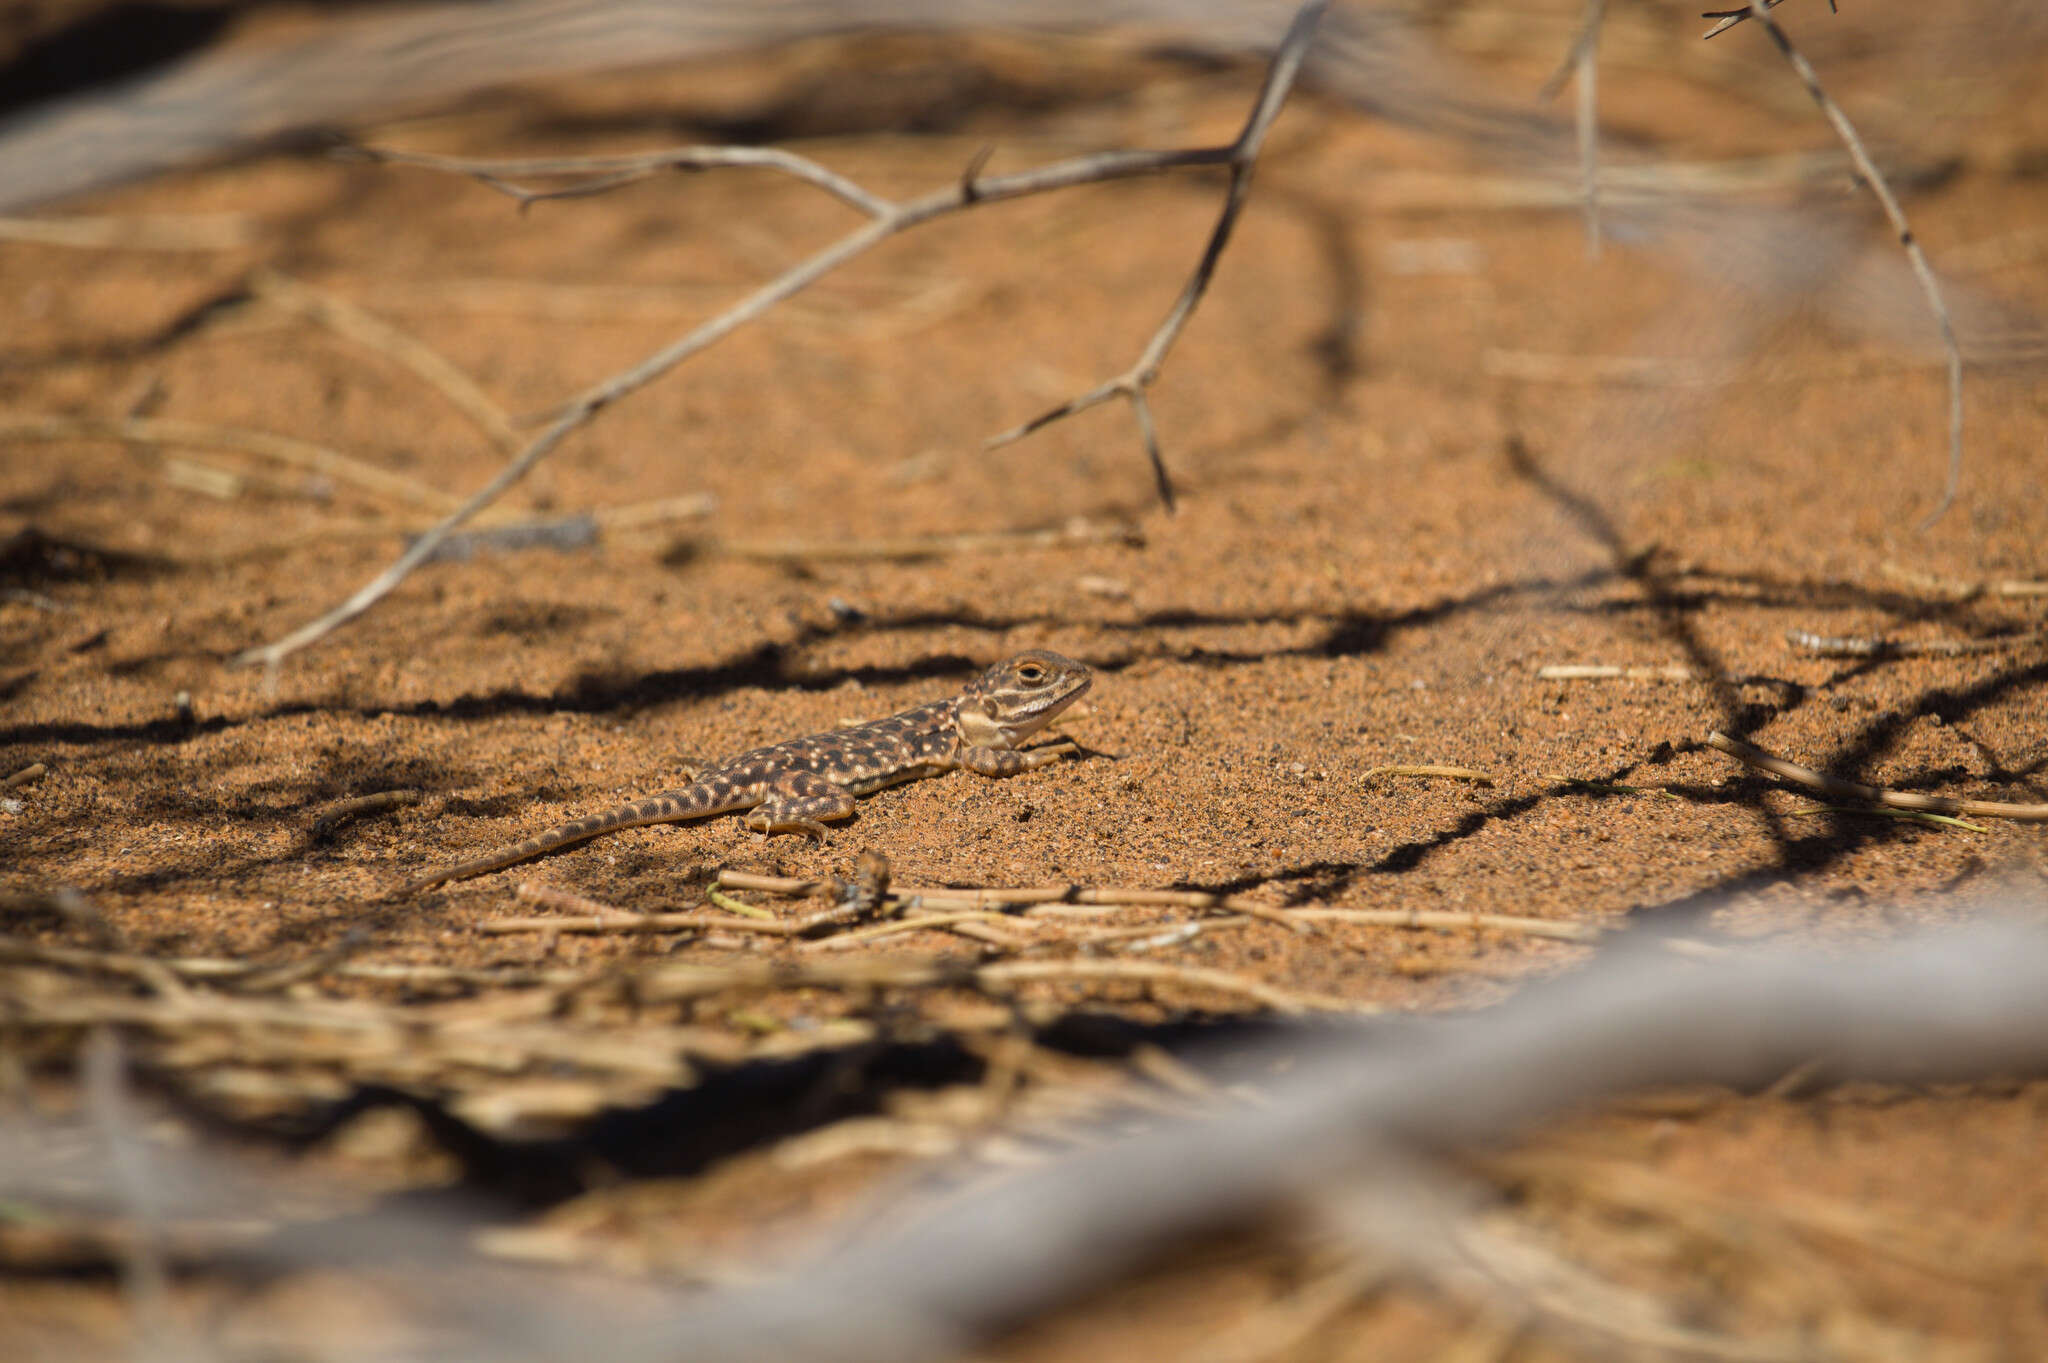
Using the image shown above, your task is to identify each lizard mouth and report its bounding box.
[1007,672,1091,740]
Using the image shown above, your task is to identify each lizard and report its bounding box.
[399,650,1092,893]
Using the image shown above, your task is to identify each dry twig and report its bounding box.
[1784,627,2045,659]
[2,762,47,790]
[1290,908,1603,944]
[1540,0,1607,259]
[228,2,1328,672]
[1731,0,1966,527]
[1359,764,1495,786]
[513,881,644,920]
[1700,0,1792,41]
[716,869,1316,938]
[598,921,2048,1363]
[1706,730,2048,822]
[984,0,1328,509]
[1878,561,2048,600]
[12,915,2048,1362]
[1538,663,1699,682]
[81,1032,189,1360]
[801,912,1046,952]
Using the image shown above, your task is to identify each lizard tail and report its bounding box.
[399,792,713,893]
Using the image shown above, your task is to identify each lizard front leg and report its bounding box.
[960,741,1078,778]
[744,770,858,840]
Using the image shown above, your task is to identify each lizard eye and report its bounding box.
[1017,663,1046,684]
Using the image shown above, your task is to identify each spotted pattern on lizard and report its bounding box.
[399,650,1092,893]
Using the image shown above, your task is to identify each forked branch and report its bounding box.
[228,1,1327,672]
[984,0,1328,509]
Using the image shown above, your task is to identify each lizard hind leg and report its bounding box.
[744,770,857,841]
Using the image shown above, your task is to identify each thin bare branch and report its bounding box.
[1537,663,1701,681]
[82,1031,193,1363]
[1541,0,1607,258]
[1358,764,1495,785]
[350,143,896,219]
[1701,0,1796,41]
[227,8,1330,670]
[616,921,2048,1363]
[1573,10,1602,260]
[1735,0,1965,527]
[1783,627,2045,659]
[2,762,48,790]
[1878,561,2048,599]
[986,0,1330,508]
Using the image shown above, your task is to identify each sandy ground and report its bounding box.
[3,6,2047,1359]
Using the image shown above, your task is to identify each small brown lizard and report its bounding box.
[400,650,1092,892]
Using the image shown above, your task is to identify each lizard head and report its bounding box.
[953,650,1092,750]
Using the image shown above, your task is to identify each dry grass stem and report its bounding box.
[587,493,721,531]
[611,923,2048,1363]
[82,1031,188,1360]
[595,952,1358,1016]
[1546,0,1606,259]
[1289,908,1604,943]
[1451,1215,1806,1360]
[1361,765,1496,786]
[705,887,778,919]
[976,960,1360,1016]
[228,2,1328,671]
[351,143,894,217]
[1186,1256,1393,1363]
[480,911,793,936]
[2,762,47,790]
[1707,730,2048,822]
[494,872,1606,953]
[250,268,522,455]
[0,414,460,514]
[2,932,583,990]
[1370,150,1868,212]
[1879,561,2048,599]
[1489,1150,2037,1289]
[0,935,190,998]
[716,868,1314,933]
[802,912,1050,951]
[512,881,645,918]
[1538,663,1699,681]
[715,869,837,896]
[943,920,1034,952]
[1784,628,2045,659]
[1482,345,2011,388]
